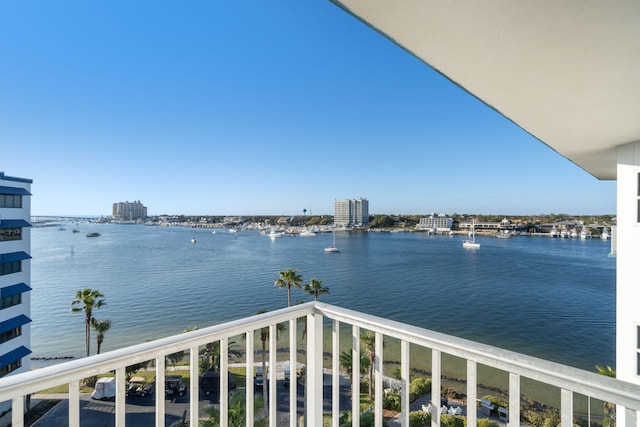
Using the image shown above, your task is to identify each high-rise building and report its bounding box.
[112,200,147,220]
[0,172,32,402]
[334,198,369,227]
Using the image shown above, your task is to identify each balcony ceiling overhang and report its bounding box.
[331,0,640,180]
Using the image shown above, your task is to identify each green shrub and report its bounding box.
[408,410,431,427]
[383,389,401,411]
[409,377,432,402]
[477,418,500,427]
[338,411,383,427]
[440,414,465,427]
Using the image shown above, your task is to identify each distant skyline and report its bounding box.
[2,1,616,217]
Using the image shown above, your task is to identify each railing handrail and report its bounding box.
[314,302,640,411]
[1,301,638,414]
[0,302,316,401]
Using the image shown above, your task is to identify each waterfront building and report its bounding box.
[223,216,243,225]
[416,214,453,232]
[0,172,32,414]
[334,198,369,227]
[458,218,526,232]
[112,200,147,221]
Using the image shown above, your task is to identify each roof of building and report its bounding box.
[0,172,33,184]
[331,1,640,180]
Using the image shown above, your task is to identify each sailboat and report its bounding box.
[463,220,480,249]
[324,226,340,252]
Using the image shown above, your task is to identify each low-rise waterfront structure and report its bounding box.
[458,218,526,232]
[416,214,453,232]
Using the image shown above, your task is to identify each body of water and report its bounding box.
[30,224,615,371]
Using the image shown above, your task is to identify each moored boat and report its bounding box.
[86,232,101,238]
[463,220,480,249]
[325,226,340,252]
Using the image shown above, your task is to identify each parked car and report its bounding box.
[283,363,291,387]
[254,366,266,389]
[200,371,236,396]
[165,375,187,397]
[126,376,153,397]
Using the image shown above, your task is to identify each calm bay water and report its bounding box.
[30,224,615,371]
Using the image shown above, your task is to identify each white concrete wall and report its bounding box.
[616,142,640,385]
[616,142,640,424]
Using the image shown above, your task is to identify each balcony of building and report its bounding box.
[1,302,638,427]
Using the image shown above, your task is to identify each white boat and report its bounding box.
[463,220,480,249]
[228,228,238,233]
[324,227,340,252]
[601,228,610,240]
[191,238,196,244]
[549,226,558,238]
[269,230,284,239]
[299,229,316,237]
[580,227,591,239]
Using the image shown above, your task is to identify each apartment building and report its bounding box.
[0,172,32,413]
[334,198,369,227]
[112,200,147,220]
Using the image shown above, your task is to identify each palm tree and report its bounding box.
[596,365,616,425]
[274,269,303,307]
[361,331,384,399]
[303,278,330,301]
[254,310,287,405]
[339,350,370,382]
[183,326,242,372]
[201,392,267,427]
[71,288,106,357]
[200,340,243,373]
[90,318,111,354]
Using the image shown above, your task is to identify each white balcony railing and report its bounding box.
[1,302,639,427]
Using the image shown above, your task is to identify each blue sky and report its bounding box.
[1,1,615,217]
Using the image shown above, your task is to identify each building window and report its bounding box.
[0,261,21,276]
[0,194,22,208]
[0,293,21,310]
[0,326,21,345]
[0,228,22,242]
[0,359,21,378]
